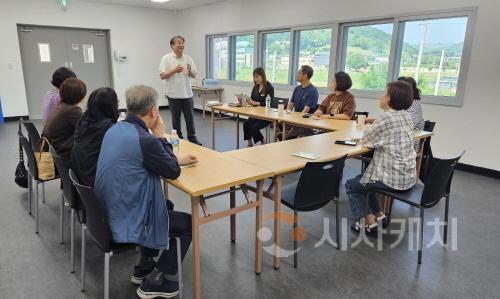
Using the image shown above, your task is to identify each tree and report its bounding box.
[347,52,368,71]
[360,64,387,90]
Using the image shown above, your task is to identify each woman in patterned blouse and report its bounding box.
[345,81,417,237]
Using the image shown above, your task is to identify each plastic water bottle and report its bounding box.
[170,129,180,156]
[266,95,271,110]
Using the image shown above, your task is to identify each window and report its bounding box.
[397,17,468,97]
[341,22,394,91]
[233,34,255,81]
[297,28,332,87]
[206,8,474,105]
[83,44,95,64]
[208,36,228,79]
[38,43,51,63]
[262,31,291,84]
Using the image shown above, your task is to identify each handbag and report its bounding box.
[35,137,56,181]
[15,120,29,188]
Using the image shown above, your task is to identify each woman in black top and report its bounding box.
[70,87,119,187]
[243,67,274,147]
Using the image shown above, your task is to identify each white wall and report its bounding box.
[1,0,499,171]
[176,0,500,171]
[0,0,176,115]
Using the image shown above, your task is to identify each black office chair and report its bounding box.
[50,146,83,273]
[280,155,347,268]
[370,152,464,264]
[19,136,59,233]
[69,170,183,299]
[267,97,290,142]
[419,121,436,182]
[271,97,289,109]
[352,111,369,121]
[22,120,41,152]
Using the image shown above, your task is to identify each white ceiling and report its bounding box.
[80,0,226,11]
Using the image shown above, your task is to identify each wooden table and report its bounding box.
[225,129,433,269]
[163,137,272,299]
[210,104,357,150]
[192,86,223,120]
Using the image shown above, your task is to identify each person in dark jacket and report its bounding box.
[70,87,119,187]
[242,67,275,147]
[42,78,87,162]
[95,85,197,298]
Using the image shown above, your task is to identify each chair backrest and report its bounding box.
[352,111,369,120]
[422,120,436,158]
[22,120,41,152]
[420,151,464,208]
[69,169,113,252]
[50,146,81,210]
[20,136,38,180]
[294,155,347,212]
[271,97,289,109]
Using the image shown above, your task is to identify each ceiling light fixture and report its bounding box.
[151,0,170,3]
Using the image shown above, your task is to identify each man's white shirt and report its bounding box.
[159,52,197,99]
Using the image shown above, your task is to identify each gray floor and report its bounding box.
[1,110,499,299]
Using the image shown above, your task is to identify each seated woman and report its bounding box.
[398,76,425,150]
[242,67,274,147]
[42,78,87,162]
[71,87,119,187]
[345,81,416,236]
[313,71,355,120]
[42,67,77,124]
[398,76,424,131]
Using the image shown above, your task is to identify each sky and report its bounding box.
[370,17,468,45]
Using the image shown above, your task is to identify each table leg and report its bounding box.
[211,107,216,150]
[273,120,278,142]
[255,180,264,274]
[236,115,240,149]
[163,181,169,199]
[191,196,201,299]
[230,186,236,243]
[273,176,282,269]
[415,137,427,177]
[202,94,206,120]
[283,122,287,141]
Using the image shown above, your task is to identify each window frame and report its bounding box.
[337,18,396,98]
[291,25,336,89]
[206,34,230,80]
[205,7,477,106]
[391,10,477,106]
[229,32,257,83]
[259,29,293,88]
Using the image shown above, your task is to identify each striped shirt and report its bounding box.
[407,99,424,149]
[360,109,417,190]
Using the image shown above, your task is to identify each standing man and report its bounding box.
[159,35,202,145]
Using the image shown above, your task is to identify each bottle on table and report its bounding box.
[170,129,180,156]
[265,95,271,110]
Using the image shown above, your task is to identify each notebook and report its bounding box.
[292,152,320,160]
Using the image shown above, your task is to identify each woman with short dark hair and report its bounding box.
[313,71,355,120]
[345,81,417,236]
[398,76,425,132]
[242,67,275,147]
[71,87,119,186]
[42,78,87,161]
[42,67,77,122]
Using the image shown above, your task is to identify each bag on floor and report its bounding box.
[35,137,55,181]
[15,119,28,188]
